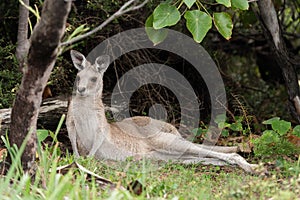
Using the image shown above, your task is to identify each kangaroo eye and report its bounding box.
[76,76,80,82]
[90,77,97,82]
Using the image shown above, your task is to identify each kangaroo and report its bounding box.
[66,50,257,173]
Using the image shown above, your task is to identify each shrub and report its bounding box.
[253,117,300,158]
[0,39,21,108]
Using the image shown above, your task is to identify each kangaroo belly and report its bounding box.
[109,122,153,154]
[122,116,181,136]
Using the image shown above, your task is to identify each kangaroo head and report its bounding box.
[70,50,110,97]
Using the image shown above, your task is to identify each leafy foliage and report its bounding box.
[253,117,300,158]
[214,114,250,137]
[192,113,251,144]
[146,0,249,44]
[0,39,21,108]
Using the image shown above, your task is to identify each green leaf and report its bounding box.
[271,120,291,136]
[292,125,300,137]
[231,0,249,10]
[218,122,230,129]
[67,24,89,41]
[214,113,227,124]
[184,10,212,43]
[216,0,231,7]
[184,0,196,8]
[37,129,49,143]
[221,129,229,137]
[153,3,181,29]
[229,122,243,131]
[192,128,203,136]
[49,130,58,143]
[145,14,168,45]
[19,0,40,20]
[261,130,280,143]
[213,12,233,40]
[263,117,280,125]
[234,116,243,123]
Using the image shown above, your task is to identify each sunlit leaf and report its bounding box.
[292,125,300,137]
[261,130,280,143]
[153,3,181,29]
[213,12,233,40]
[229,122,243,131]
[184,0,196,8]
[272,120,291,136]
[221,129,229,137]
[263,117,290,136]
[216,0,231,7]
[37,129,49,143]
[184,10,212,43]
[263,117,280,125]
[67,24,89,41]
[231,0,249,10]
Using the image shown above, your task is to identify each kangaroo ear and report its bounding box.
[70,50,87,71]
[95,55,110,73]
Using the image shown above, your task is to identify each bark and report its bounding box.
[16,0,30,65]
[10,0,71,171]
[256,0,300,123]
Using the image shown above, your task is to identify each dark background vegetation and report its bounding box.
[0,0,299,131]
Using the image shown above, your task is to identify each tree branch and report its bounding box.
[257,0,282,50]
[16,0,30,65]
[60,0,149,47]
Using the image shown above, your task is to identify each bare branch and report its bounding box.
[60,0,149,47]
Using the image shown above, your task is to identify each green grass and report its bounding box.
[1,115,300,200]
[1,143,300,200]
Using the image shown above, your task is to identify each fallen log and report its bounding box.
[0,97,68,137]
[0,94,116,137]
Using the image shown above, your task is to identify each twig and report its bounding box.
[60,0,149,47]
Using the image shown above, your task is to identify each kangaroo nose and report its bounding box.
[78,87,86,93]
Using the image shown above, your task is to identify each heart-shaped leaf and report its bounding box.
[153,3,181,29]
[213,12,233,40]
[184,10,212,43]
[271,120,291,136]
[216,0,231,7]
[292,125,300,137]
[184,0,196,8]
[145,14,168,45]
[263,117,280,125]
[232,0,249,10]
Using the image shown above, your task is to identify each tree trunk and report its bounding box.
[10,0,71,171]
[256,0,300,123]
